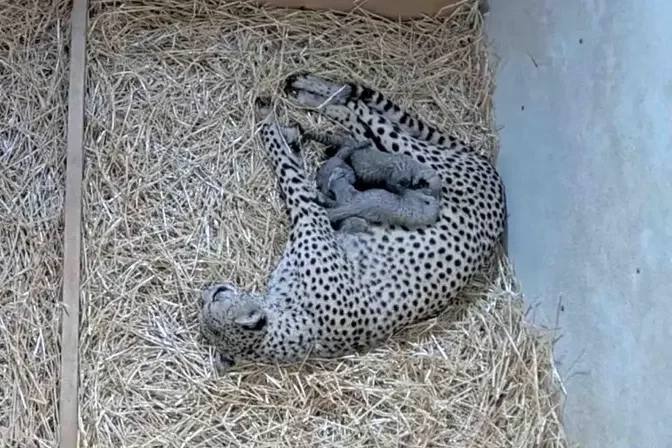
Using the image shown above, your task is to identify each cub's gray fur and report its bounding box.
[311,133,441,231]
[309,131,442,200]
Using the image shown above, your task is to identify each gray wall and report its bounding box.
[486,1,672,447]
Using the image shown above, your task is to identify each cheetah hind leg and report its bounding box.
[285,72,458,149]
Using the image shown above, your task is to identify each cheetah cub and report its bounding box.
[309,130,442,198]
[311,135,441,232]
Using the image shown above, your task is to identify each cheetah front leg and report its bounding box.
[254,98,328,222]
[253,98,369,359]
[254,97,353,264]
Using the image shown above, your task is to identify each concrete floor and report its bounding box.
[485,1,672,447]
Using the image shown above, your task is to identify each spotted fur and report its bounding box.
[200,75,507,368]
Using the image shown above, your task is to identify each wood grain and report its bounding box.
[59,0,88,446]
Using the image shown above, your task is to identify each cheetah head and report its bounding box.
[408,171,442,200]
[200,282,268,367]
[315,157,356,207]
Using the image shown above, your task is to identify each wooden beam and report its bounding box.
[59,0,88,447]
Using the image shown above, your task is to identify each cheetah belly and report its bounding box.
[335,227,460,340]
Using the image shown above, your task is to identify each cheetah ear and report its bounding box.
[234,309,267,331]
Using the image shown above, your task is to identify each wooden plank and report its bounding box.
[59,0,88,447]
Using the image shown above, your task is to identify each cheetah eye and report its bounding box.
[213,285,233,294]
[240,315,267,331]
[416,179,429,189]
[211,284,235,301]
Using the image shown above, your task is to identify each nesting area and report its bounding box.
[2,0,567,446]
[0,1,70,445]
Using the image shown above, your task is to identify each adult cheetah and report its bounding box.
[200,73,506,369]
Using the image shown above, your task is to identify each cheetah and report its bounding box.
[313,146,440,232]
[200,73,506,369]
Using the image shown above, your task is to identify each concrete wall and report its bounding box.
[486,1,672,447]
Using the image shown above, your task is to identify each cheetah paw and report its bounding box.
[254,96,274,122]
[338,217,373,234]
[255,97,303,149]
[215,353,235,375]
[315,189,337,208]
[284,72,352,108]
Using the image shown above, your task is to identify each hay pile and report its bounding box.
[77,0,568,446]
[0,1,70,445]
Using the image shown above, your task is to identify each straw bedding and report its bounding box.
[2,0,568,446]
[0,1,70,445]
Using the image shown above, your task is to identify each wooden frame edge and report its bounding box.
[58,0,88,446]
